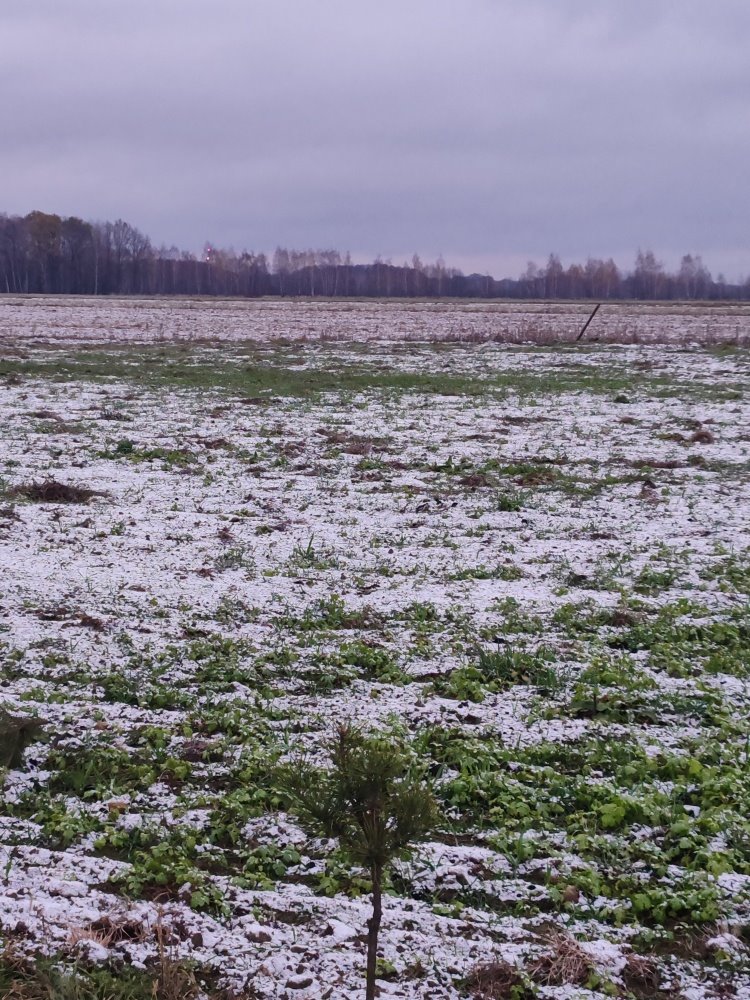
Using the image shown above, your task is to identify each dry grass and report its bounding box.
[513,468,559,487]
[69,914,149,949]
[691,428,716,444]
[459,473,494,488]
[467,960,531,999]
[8,479,104,504]
[626,457,686,470]
[527,930,594,986]
[0,920,255,1000]
[26,410,64,422]
[621,951,663,997]
[29,605,107,631]
[152,923,201,1000]
[0,708,45,768]
[316,427,390,455]
[467,932,605,998]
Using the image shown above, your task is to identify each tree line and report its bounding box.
[1,210,748,300]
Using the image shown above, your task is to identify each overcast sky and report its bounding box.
[2,0,748,279]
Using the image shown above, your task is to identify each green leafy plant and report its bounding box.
[311,641,405,687]
[114,832,228,915]
[434,644,559,701]
[495,490,527,512]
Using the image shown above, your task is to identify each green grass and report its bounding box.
[1,343,742,401]
[0,351,495,398]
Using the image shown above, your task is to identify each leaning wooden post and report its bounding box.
[576,302,601,341]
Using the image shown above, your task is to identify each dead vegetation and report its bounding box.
[691,428,716,444]
[459,473,494,488]
[468,960,531,998]
[469,931,658,999]
[665,426,717,446]
[29,604,106,631]
[626,457,686,470]
[25,409,63,422]
[316,427,391,454]
[513,467,560,487]
[0,936,248,1000]
[193,435,232,450]
[0,708,45,768]
[8,479,104,504]
[99,409,133,421]
[621,951,663,997]
[526,930,594,986]
[68,914,149,949]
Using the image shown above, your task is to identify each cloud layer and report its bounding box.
[2,0,748,278]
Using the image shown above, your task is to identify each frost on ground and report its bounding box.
[1,295,750,347]
[0,320,749,999]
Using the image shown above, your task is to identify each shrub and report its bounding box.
[282,725,438,1000]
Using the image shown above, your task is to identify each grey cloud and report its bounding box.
[2,0,749,278]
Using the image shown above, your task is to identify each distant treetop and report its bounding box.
[0,211,745,300]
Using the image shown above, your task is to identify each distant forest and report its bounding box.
[1,210,748,300]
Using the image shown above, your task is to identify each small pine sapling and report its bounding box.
[282,724,439,1000]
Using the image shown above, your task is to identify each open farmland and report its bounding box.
[1,295,750,347]
[0,300,749,999]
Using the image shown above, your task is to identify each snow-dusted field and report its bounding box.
[1,305,749,998]
[1,295,750,347]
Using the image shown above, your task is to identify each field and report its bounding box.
[2,295,750,347]
[0,298,749,999]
